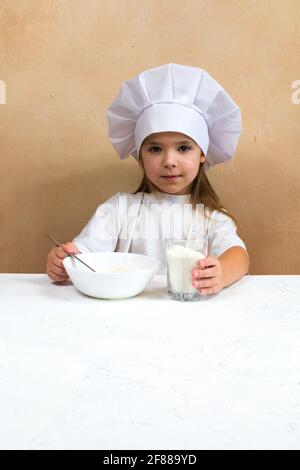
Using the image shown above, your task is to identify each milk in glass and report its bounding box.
[166,238,210,301]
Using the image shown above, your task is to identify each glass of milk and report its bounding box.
[166,236,211,301]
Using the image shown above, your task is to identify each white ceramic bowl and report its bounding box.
[63,252,160,299]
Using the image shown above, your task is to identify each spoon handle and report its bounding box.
[46,234,96,272]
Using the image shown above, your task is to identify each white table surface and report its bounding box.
[0,273,300,450]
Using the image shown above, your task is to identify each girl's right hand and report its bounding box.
[46,242,80,282]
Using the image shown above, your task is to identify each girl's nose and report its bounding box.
[162,150,178,167]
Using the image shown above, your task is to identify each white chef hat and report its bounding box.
[107,63,242,171]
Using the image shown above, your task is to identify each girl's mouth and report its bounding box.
[161,175,182,181]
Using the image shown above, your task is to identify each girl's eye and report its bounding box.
[148,146,161,153]
[178,145,192,152]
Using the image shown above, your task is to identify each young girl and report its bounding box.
[46,63,250,296]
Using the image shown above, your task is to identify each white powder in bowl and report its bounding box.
[167,245,205,293]
[97,264,138,273]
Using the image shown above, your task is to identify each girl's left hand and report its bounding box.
[192,256,225,296]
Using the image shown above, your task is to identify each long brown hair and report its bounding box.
[133,152,240,230]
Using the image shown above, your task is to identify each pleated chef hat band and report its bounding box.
[135,103,209,157]
[107,63,242,171]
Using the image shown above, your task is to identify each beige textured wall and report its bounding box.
[0,0,299,274]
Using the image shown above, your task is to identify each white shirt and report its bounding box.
[72,191,248,274]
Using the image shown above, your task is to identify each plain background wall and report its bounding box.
[0,0,299,274]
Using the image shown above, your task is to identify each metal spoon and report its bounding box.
[46,234,97,272]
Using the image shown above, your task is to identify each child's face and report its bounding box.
[140,132,206,195]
